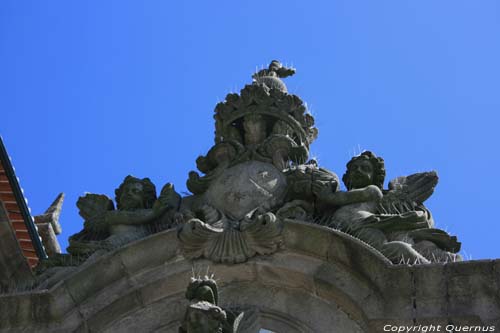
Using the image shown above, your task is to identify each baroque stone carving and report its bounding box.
[179,274,245,333]
[178,60,322,263]
[52,60,462,267]
[314,151,461,263]
[177,60,462,264]
[67,175,181,256]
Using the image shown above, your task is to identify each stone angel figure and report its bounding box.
[314,151,461,264]
[67,175,181,256]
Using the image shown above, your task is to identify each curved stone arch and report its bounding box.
[96,277,368,333]
[259,309,313,333]
[0,221,397,332]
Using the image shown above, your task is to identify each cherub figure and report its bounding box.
[312,152,390,227]
[314,151,460,263]
[68,175,181,256]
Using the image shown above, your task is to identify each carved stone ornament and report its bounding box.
[178,61,321,263]
[66,176,181,258]
[314,151,461,264]
[50,60,462,270]
[179,275,250,333]
[179,161,286,263]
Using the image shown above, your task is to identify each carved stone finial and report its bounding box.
[33,193,65,256]
[34,192,65,235]
[252,60,296,93]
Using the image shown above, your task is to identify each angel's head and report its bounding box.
[115,175,157,210]
[342,151,385,190]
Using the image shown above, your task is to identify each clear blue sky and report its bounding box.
[1,1,499,259]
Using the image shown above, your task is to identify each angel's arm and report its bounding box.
[105,206,168,226]
[313,182,383,206]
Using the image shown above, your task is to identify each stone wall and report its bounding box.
[0,221,498,332]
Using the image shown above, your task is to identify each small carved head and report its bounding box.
[342,151,385,190]
[243,113,267,145]
[186,276,218,305]
[115,175,157,210]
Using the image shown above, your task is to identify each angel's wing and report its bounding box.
[387,171,438,203]
[76,193,114,220]
[377,171,438,215]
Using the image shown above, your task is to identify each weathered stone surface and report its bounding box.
[205,161,287,221]
[178,210,284,264]
[445,260,500,320]
[0,202,34,291]
[315,151,461,265]
[0,224,499,332]
[412,263,448,318]
[35,223,61,256]
[34,193,64,235]
[63,254,127,305]
[118,229,179,274]
[67,176,180,258]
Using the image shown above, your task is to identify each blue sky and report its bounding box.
[1,1,499,259]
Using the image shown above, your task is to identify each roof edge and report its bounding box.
[0,136,47,260]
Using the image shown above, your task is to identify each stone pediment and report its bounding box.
[1,222,498,332]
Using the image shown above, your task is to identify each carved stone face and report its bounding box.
[119,182,144,210]
[243,115,266,145]
[347,159,374,190]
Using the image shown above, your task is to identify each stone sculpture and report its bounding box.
[53,60,461,268]
[314,151,461,263]
[178,60,321,263]
[67,175,181,256]
[179,274,245,333]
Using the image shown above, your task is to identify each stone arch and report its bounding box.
[0,221,400,332]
